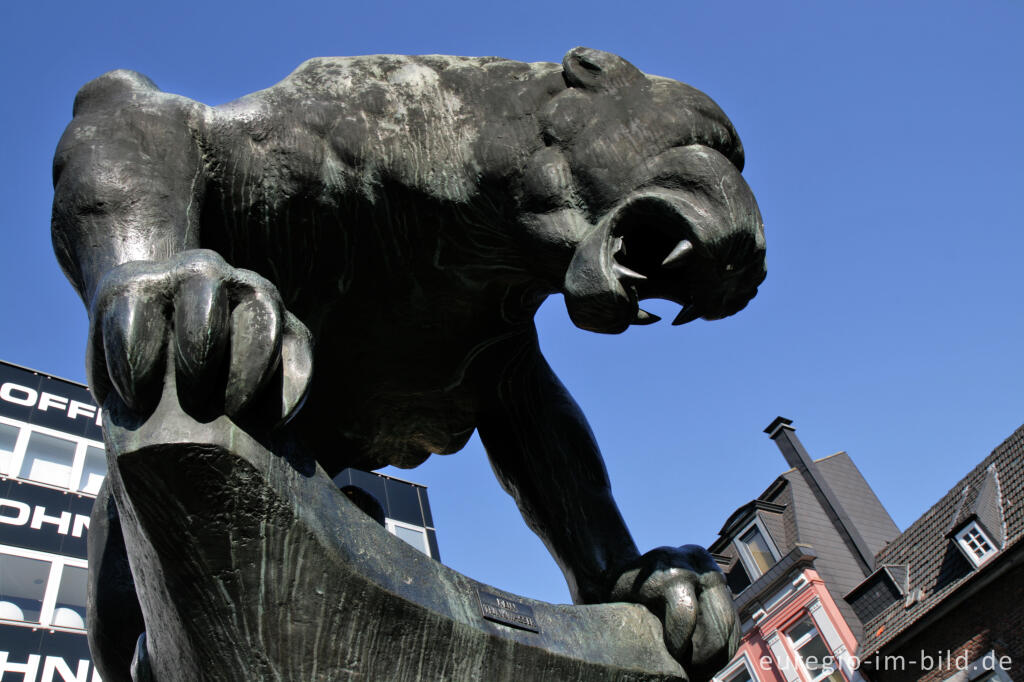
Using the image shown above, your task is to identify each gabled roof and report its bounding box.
[857,423,1024,656]
[946,464,1006,546]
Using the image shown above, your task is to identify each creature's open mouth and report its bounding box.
[606,192,765,326]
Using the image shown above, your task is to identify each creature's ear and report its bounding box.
[562,47,645,92]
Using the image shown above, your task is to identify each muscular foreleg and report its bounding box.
[475,327,738,679]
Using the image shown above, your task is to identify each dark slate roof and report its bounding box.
[857,423,1024,656]
[710,451,899,642]
[815,452,901,557]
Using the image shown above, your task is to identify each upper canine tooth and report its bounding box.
[613,263,647,281]
[633,309,661,325]
[661,239,694,268]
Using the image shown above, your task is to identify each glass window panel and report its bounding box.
[384,479,423,525]
[52,564,88,629]
[20,431,77,489]
[0,553,50,623]
[789,616,845,682]
[798,635,833,672]
[79,445,106,495]
[740,526,775,575]
[787,615,815,642]
[956,523,998,565]
[724,665,753,682]
[0,422,19,474]
[392,524,429,555]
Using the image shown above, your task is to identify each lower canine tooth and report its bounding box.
[671,306,701,325]
[662,239,694,268]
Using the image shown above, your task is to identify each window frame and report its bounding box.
[384,518,432,558]
[0,415,106,497]
[784,612,846,682]
[733,516,781,581]
[953,521,999,567]
[714,654,757,682]
[0,543,89,632]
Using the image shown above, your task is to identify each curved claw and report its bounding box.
[279,312,314,423]
[102,291,168,414]
[224,291,283,417]
[174,275,229,397]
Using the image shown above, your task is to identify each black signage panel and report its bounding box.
[0,480,93,558]
[477,589,539,632]
[0,362,102,441]
[0,624,95,681]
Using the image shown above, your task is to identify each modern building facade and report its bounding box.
[0,360,103,681]
[711,418,901,682]
[0,359,437,681]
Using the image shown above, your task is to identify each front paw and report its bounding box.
[87,249,312,424]
[609,545,739,682]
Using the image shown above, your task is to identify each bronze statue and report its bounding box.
[54,47,765,681]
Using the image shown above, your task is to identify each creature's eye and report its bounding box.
[575,55,603,75]
[561,47,644,92]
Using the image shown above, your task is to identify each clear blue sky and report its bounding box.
[2,1,1022,604]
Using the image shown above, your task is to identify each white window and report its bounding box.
[735,518,780,580]
[385,519,432,557]
[0,416,107,496]
[0,421,19,474]
[785,614,845,682]
[0,545,88,631]
[715,655,756,682]
[79,445,106,495]
[954,522,998,567]
[20,431,78,489]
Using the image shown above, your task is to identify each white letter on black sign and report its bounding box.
[37,392,69,413]
[0,499,30,526]
[0,653,41,679]
[68,400,96,421]
[42,656,90,682]
[0,382,37,407]
[71,514,89,538]
[31,506,72,536]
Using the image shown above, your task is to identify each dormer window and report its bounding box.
[954,521,998,567]
[735,518,781,580]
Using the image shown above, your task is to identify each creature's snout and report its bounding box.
[563,145,765,333]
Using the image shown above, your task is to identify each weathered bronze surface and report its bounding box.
[54,47,765,681]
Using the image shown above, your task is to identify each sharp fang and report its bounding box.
[671,305,701,326]
[613,263,647,281]
[661,239,694,268]
[633,309,661,325]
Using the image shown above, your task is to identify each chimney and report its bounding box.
[764,417,875,576]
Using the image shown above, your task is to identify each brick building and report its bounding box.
[850,424,1024,682]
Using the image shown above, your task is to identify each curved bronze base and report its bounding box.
[96,391,686,681]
